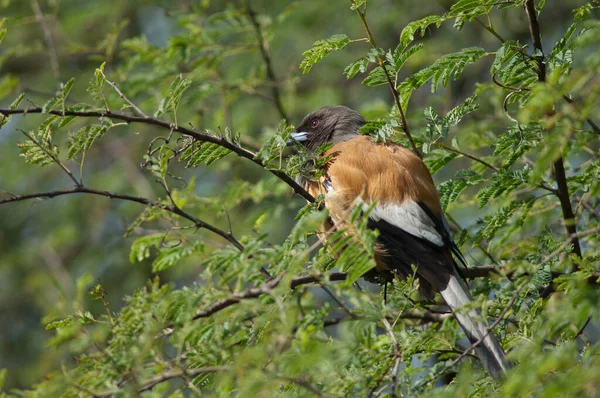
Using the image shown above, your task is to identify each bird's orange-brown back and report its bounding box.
[308,136,442,214]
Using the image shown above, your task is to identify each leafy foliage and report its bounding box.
[1,0,600,397]
[300,34,352,74]
[67,118,113,159]
[17,126,59,166]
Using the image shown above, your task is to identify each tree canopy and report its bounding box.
[1,0,599,396]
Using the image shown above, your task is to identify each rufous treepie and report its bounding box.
[288,105,509,379]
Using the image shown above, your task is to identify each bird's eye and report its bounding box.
[310,119,319,128]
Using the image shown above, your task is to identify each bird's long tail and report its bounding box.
[439,269,509,379]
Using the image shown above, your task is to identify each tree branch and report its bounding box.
[19,128,81,187]
[99,70,149,118]
[523,0,583,265]
[0,186,247,253]
[351,4,421,159]
[98,366,229,397]
[0,107,314,202]
[422,226,600,384]
[31,0,60,81]
[246,0,289,121]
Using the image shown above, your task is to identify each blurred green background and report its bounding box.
[0,0,587,390]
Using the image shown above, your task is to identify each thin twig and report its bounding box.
[432,141,498,171]
[99,70,149,118]
[275,375,328,398]
[98,366,229,397]
[31,0,60,81]
[19,129,81,187]
[351,3,421,158]
[246,0,289,121]
[561,95,600,135]
[0,186,247,253]
[0,107,314,202]
[472,2,600,138]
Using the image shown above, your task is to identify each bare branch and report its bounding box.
[31,0,60,81]
[246,0,289,121]
[432,141,498,172]
[98,70,149,118]
[0,186,247,253]
[0,107,315,202]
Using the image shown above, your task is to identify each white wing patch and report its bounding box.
[368,201,444,247]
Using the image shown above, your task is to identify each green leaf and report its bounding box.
[399,47,488,107]
[45,311,96,330]
[424,107,448,140]
[124,206,163,237]
[180,140,232,167]
[0,18,6,44]
[154,74,192,120]
[438,170,483,211]
[491,41,537,93]
[17,126,59,167]
[399,15,444,47]
[67,118,112,159]
[390,43,424,73]
[362,65,391,87]
[473,200,527,246]
[350,0,366,10]
[424,151,458,175]
[327,203,378,285]
[42,78,75,114]
[424,95,478,141]
[130,233,164,263]
[300,34,351,74]
[344,48,384,79]
[9,92,25,109]
[445,0,500,28]
[0,92,25,128]
[476,167,530,208]
[88,61,107,104]
[255,119,294,169]
[152,242,204,272]
[494,124,542,169]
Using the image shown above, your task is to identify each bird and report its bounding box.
[287,105,509,379]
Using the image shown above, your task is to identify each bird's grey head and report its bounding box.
[288,106,366,152]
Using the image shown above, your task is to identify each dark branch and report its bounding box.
[98,366,229,397]
[246,0,289,121]
[523,0,583,265]
[188,272,347,322]
[0,107,314,202]
[0,186,247,253]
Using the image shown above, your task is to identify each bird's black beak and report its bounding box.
[286,131,308,146]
